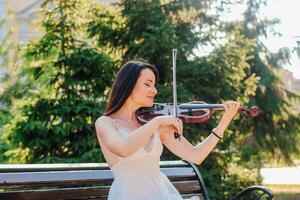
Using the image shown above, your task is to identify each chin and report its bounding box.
[144,101,154,108]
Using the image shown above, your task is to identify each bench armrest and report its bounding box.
[228,185,274,200]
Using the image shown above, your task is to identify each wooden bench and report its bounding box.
[0,160,273,200]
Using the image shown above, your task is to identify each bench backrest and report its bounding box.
[0,160,210,200]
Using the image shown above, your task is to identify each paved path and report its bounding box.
[261,166,300,184]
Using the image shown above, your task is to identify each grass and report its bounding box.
[263,157,300,200]
[266,184,300,200]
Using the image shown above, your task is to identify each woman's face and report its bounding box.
[129,68,158,107]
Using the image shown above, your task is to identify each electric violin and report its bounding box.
[136,101,259,125]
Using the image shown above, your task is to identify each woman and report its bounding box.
[95,60,240,200]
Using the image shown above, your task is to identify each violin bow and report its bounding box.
[172,49,181,140]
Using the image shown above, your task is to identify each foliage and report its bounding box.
[239,0,300,164]
[0,10,24,163]
[3,0,115,163]
[88,0,217,84]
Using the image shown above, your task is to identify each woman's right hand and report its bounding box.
[153,116,183,136]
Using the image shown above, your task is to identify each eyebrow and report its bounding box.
[145,79,154,83]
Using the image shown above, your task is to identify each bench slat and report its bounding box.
[0,180,202,194]
[0,167,196,186]
[0,181,202,200]
[182,193,205,200]
[0,187,108,200]
[174,180,202,193]
[0,161,188,173]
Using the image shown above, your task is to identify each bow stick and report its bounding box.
[172,49,181,140]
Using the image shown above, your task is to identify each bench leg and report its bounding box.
[228,186,273,200]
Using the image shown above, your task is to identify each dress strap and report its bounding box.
[109,117,120,130]
[110,118,128,137]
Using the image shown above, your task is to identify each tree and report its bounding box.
[239,0,300,164]
[4,0,116,163]
[88,0,217,84]
[0,10,25,163]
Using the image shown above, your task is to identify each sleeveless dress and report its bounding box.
[107,120,200,200]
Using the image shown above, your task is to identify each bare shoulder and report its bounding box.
[95,116,117,136]
[95,116,112,126]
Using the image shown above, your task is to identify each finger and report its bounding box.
[176,120,181,135]
[173,126,179,133]
[223,103,229,112]
[230,102,236,111]
[232,104,237,112]
[174,118,181,134]
[222,103,227,111]
[227,103,235,113]
[170,125,178,133]
[170,116,177,126]
[233,102,239,111]
[179,119,183,135]
[171,118,180,134]
[235,102,240,111]
[230,103,235,111]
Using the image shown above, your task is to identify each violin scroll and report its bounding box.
[240,106,260,117]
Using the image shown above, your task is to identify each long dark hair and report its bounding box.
[103,59,159,116]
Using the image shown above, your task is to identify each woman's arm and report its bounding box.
[160,101,240,165]
[194,111,233,165]
[95,116,158,157]
[95,115,181,158]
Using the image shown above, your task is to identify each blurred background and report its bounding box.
[0,0,299,199]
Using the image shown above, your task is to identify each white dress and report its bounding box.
[107,121,200,200]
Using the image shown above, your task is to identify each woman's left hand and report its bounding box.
[222,100,240,120]
[214,101,240,138]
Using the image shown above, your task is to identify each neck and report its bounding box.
[111,99,139,121]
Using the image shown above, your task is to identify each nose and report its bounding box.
[152,86,158,96]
